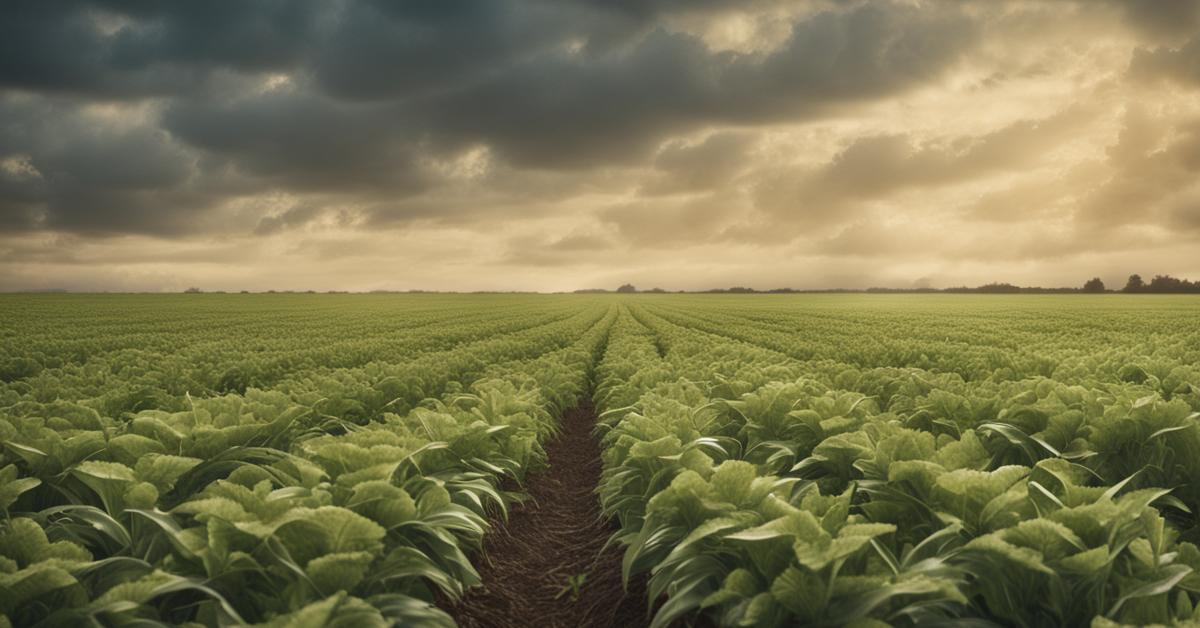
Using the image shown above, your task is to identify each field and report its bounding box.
[3,294,1200,627]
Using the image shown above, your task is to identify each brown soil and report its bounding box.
[450,402,650,628]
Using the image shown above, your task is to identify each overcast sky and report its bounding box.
[2,0,1200,292]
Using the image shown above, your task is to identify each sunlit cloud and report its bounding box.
[2,0,1199,291]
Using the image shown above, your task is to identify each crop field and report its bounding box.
[3,293,1200,628]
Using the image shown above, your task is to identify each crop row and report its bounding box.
[1,298,616,626]
[5,294,1200,627]
[594,301,1200,627]
[0,296,586,416]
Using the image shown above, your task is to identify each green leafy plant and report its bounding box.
[555,572,588,602]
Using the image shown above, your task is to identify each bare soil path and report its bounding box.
[451,402,649,628]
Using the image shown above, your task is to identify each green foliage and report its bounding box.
[594,297,1200,627]
[0,295,617,625]
[555,573,588,602]
[4,293,1200,627]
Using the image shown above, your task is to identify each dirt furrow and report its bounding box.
[451,402,649,628]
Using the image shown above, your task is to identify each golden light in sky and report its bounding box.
[2,0,1199,291]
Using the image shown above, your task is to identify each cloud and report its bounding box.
[1167,192,1200,231]
[546,233,612,251]
[640,131,757,195]
[2,0,979,241]
[2,0,1200,290]
[601,191,746,246]
[163,91,433,195]
[963,164,1099,223]
[500,232,616,267]
[1075,108,1200,228]
[1116,0,1200,41]
[309,1,590,101]
[0,95,221,236]
[1130,35,1200,85]
[0,1,326,98]
[418,2,976,168]
[252,201,328,236]
[752,105,1093,229]
[811,221,915,259]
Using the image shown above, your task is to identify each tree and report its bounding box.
[976,282,1021,293]
[1149,275,1183,292]
[1146,275,1200,293]
[616,284,637,293]
[1083,277,1106,292]
[1123,274,1144,293]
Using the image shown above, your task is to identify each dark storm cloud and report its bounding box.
[309,0,593,101]
[0,0,751,100]
[0,0,655,101]
[0,0,325,98]
[419,2,976,168]
[1116,0,1200,40]
[574,0,782,19]
[1,0,1199,295]
[0,0,982,238]
[162,92,431,195]
[0,95,222,235]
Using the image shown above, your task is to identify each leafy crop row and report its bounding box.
[5,293,1200,627]
[0,295,616,626]
[594,298,1200,627]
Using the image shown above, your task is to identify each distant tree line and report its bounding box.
[574,275,1200,294]
[578,285,670,293]
[1118,274,1200,293]
[177,276,1200,296]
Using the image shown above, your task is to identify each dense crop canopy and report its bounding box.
[593,296,1200,627]
[3,293,1200,627]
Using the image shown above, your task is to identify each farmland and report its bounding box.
[3,294,1200,627]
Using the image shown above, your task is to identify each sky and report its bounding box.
[2,0,1200,292]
